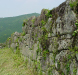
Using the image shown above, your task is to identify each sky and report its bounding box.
[0,0,66,18]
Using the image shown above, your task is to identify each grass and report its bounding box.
[0,47,37,75]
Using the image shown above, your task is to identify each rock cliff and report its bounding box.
[6,0,78,75]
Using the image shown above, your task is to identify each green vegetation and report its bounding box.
[69,0,78,14]
[66,62,70,75]
[43,50,49,60]
[41,20,46,26]
[73,68,77,75]
[0,13,40,43]
[22,19,28,27]
[69,1,77,9]
[0,48,37,75]
[21,32,25,36]
[36,43,41,55]
[31,18,36,23]
[48,67,53,75]
[57,61,60,70]
[45,10,52,18]
[15,38,19,43]
[73,20,78,36]
[38,27,49,60]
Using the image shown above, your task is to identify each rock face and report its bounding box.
[6,0,78,75]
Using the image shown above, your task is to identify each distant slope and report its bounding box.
[0,13,40,43]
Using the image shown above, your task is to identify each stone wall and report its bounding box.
[6,0,78,75]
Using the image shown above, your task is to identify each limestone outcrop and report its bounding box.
[6,0,78,75]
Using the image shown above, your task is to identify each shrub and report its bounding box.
[21,32,25,36]
[41,20,46,26]
[69,1,77,9]
[73,20,78,36]
[31,18,35,23]
[45,10,52,18]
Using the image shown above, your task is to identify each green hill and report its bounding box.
[0,13,40,43]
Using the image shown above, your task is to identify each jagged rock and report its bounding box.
[45,18,52,32]
[58,38,73,50]
[49,53,54,66]
[5,0,78,74]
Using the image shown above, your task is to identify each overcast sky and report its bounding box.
[0,0,66,18]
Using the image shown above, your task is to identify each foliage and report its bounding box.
[15,38,19,42]
[22,19,28,27]
[45,10,52,18]
[31,18,35,23]
[73,20,78,36]
[0,13,40,43]
[36,43,41,55]
[43,50,49,60]
[73,30,77,36]
[41,20,46,26]
[57,61,60,70]
[38,33,48,49]
[48,67,53,75]
[35,33,37,37]
[75,20,78,27]
[73,68,77,75]
[66,62,70,75]
[38,26,49,59]
[21,32,25,36]
[69,1,77,9]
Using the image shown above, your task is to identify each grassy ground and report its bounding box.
[0,48,37,75]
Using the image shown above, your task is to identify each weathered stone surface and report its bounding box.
[49,53,54,66]
[70,59,77,75]
[76,53,78,61]
[45,18,52,32]
[58,38,73,50]
[5,0,78,75]
[48,37,58,52]
[53,70,60,75]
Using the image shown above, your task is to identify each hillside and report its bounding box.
[0,13,40,43]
